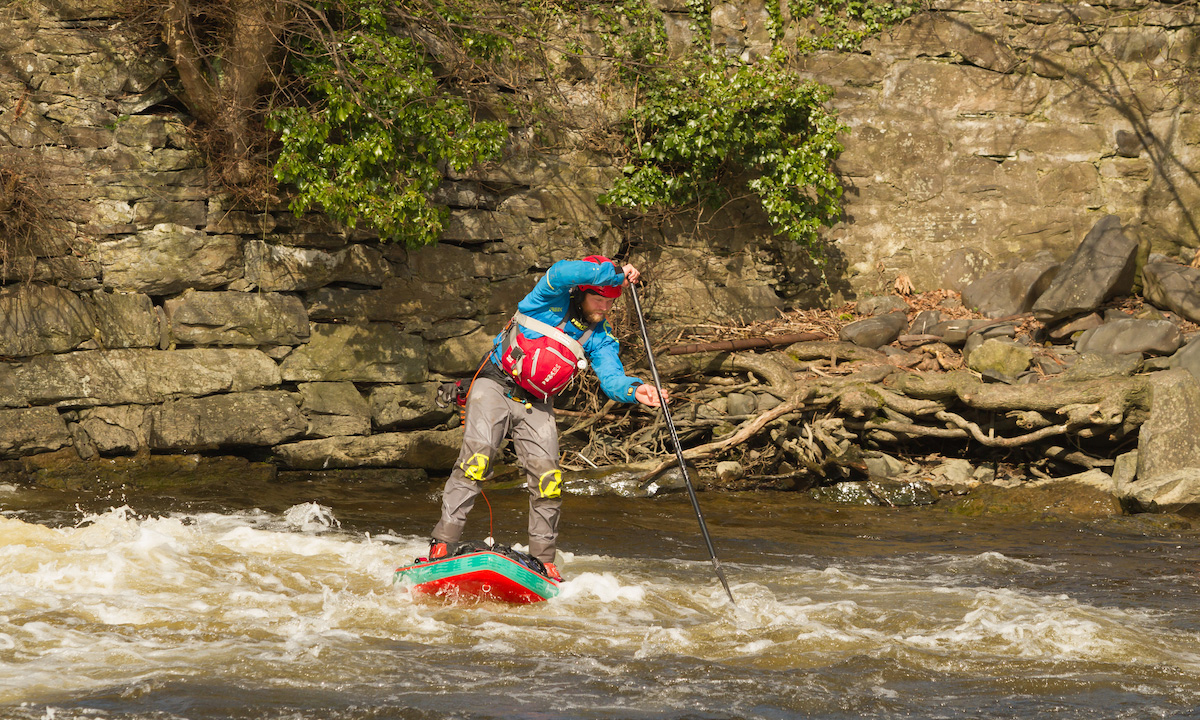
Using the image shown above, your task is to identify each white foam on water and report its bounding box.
[4,508,1200,708]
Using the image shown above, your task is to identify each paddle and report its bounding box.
[627,282,736,606]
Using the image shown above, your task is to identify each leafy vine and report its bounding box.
[600,52,846,257]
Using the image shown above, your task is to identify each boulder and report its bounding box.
[1142,261,1200,324]
[0,283,96,357]
[961,254,1059,318]
[1061,352,1143,381]
[1170,337,1200,383]
[296,382,371,438]
[1032,215,1139,323]
[1134,369,1200,508]
[1074,317,1183,356]
[966,338,1034,377]
[0,407,72,458]
[856,295,911,317]
[929,318,992,345]
[150,390,306,449]
[272,428,464,470]
[0,348,281,408]
[306,277,476,326]
[369,383,454,429]
[426,327,493,377]
[909,310,942,335]
[1120,469,1200,513]
[279,322,427,383]
[87,291,162,348]
[244,240,391,291]
[98,225,243,293]
[75,405,151,455]
[839,311,908,349]
[165,289,310,346]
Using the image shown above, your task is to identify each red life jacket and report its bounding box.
[499,312,594,400]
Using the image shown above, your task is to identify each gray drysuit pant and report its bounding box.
[431,376,563,563]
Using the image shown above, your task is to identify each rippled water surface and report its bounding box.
[3,472,1200,719]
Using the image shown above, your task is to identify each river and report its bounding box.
[3,471,1200,719]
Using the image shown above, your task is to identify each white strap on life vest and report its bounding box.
[512,312,588,369]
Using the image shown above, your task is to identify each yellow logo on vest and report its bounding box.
[460,453,490,482]
[538,469,563,499]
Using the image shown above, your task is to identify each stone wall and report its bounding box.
[1,0,1199,471]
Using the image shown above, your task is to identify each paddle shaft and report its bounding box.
[628,283,736,605]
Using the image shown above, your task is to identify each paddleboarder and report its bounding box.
[428,256,667,581]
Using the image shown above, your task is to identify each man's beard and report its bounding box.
[584,309,606,324]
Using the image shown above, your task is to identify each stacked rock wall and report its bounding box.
[1,0,1199,472]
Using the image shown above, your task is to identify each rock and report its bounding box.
[1028,468,1115,494]
[0,348,282,408]
[1120,469,1200,513]
[369,383,453,429]
[1142,261,1200,324]
[856,295,910,316]
[426,327,494,377]
[839,311,908,349]
[940,247,993,293]
[910,310,943,335]
[948,481,1123,518]
[75,405,151,455]
[307,278,477,326]
[966,338,1034,377]
[1135,369,1200,498]
[715,461,744,483]
[725,392,757,416]
[929,318,991,344]
[13,453,278,493]
[927,458,977,488]
[0,407,72,458]
[98,225,243,293]
[810,481,879,505]
[87,291,162,349]
[1060,352,1143,381]
[863,452,906,479]
[961,253,1059,318]
[165,289,310,346]
[0,283,96,357]
[297,382,371,438]
[279,322,427,383]
[810,479,937,506]
[244,240,391,291]
[1032,214,1139,323]
[1170,337,1200,383]
[150,390,306,449]
[272,429,465,470]
[1074,317,1182,356]
[1047,312,1103,342]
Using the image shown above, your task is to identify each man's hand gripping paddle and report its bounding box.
[628,282,736,606]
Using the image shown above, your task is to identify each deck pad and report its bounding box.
[395,551,560,604]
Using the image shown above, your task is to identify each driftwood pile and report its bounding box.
[558,290,1183,493]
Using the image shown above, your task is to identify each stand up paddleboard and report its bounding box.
[395,547,560,604]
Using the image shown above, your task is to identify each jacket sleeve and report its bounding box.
[541,259,625,295]
[586,321,642,404]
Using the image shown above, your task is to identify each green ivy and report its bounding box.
[793,0,921,53]
[685,0,712,43]
[266,0,508,247]
[600,53,846,256]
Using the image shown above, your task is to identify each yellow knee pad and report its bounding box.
[538,469,562,499]
[460,453,490,482]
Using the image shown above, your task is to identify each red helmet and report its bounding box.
[577,255,623,298]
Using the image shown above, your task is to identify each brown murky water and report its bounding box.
[3,471,1200,719]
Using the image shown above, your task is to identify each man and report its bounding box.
[429,255,667,581]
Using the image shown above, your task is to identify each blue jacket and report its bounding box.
[489,259,642,403]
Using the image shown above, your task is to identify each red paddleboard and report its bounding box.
[394,550,560,604]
